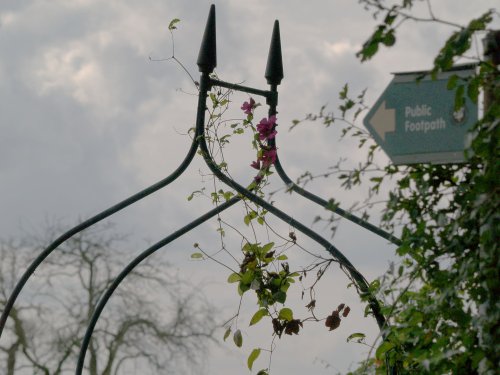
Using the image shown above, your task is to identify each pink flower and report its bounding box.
[259,148,277,168]
[254,175,263,184]
[241,98,256,115]
[256,115,277,141]
[250,160,261,170]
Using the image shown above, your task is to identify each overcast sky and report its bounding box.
[1,1,498,374]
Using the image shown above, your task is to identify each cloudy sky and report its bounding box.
[1,0,498,374]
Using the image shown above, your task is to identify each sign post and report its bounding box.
[363,64,478,165]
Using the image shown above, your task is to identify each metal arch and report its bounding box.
[77,6,395,373]
[75,71,386,372]
[0,4,400,374]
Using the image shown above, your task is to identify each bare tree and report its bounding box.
[0,224,217,375]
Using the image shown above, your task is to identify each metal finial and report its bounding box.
[197,4,217,73]
[265,20,284,85]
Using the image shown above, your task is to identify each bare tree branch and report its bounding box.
[0,223,216,374]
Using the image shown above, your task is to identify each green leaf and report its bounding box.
[227,273,241,283]
[467,76,480,104]
[358,34,380,62]
[243,211,258,226]
[241,270,255,284]
[398,265,404,277]
[347,332,366,343]
[190,253,203,259]
[278,307,293,321]
[382,30,396,46]
[187,189,203,201]
[238,281,250,296]
[223,327,231,341]
[273,291,287,304]
[447,74,459,90]
[233,329,243,348]
[250,309,268,326]
[168,18,180,31]
[454,84,465,111]
[209,93,219,108]
[242,242,252,253]
[247,348,261,370]
[375,341,395,359]
[280,282,290,293]
[277,254,288,260]
[339,84,348,99]
[325,198,338,211]
[223,191,234,201]
[261,242,274,254]
[369,279,381,292]
[383,11,397,26]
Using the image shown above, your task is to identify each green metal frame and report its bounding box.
[0,5,399,374]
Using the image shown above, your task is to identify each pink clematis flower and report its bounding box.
[259,147,277,168]
[250,160,261,170]
[256,115,277,141]
[241,98,256,115]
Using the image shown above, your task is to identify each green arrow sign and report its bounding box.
[363,64,478,165]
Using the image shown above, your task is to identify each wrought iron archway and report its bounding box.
[0,5,400,374]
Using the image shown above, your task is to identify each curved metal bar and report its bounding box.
[0,133,200,339]
[75,196,240,374]
[197,72,386,330]
[274,158,402,245]
[266,85,401,246]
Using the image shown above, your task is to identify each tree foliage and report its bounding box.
[302,1,499,373]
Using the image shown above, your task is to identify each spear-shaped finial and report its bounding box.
[265,20,284,85]
[197,4,217,73]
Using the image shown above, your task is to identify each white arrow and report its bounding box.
[370,100,395,141]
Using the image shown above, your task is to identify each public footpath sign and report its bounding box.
[363,64,478,165]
